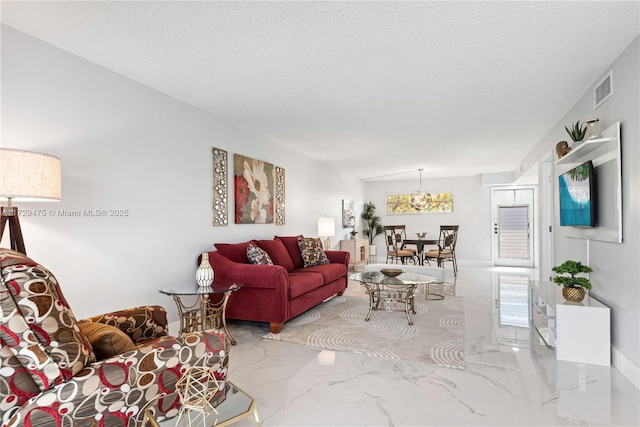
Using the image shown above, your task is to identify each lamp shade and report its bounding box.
[317,216,335,237]
[1,148,61,201]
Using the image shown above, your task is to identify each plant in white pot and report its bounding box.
[361,202,384,261]
[564,121,587,146]
[552,260,592,302]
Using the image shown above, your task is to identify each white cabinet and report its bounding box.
[529,280,610,366]
[340,239,369,267]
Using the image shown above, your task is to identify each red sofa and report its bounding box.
[207,235,350,333]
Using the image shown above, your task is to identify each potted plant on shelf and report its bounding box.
[552,260,593,302]
[361,202,384,260]
[564,121,587,146]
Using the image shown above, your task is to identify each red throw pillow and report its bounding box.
[255,239,295,271]
[275,235,304,270]
[214,241,256,264]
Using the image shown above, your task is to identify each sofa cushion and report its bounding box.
[255,239,295,271]
[246,244,273,265]
[297,236,330,267]
[288,271,325,299]
[78,322,137,360]
[275,235,304,269]
[296,263,347,284]
[214,241,256,264]
[0,249,95,394]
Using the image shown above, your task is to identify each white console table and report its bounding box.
[529,280,610,366]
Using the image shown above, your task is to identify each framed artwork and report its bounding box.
[234,154,275,224]
[386,193,453,214]
[275,166,285,225]
[212,147,228,226]
[342,199,355,227]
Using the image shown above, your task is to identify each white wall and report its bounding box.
[0,26,365,322]
[519,36,640,381]
[364,175,492,262]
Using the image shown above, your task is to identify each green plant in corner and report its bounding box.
[564,120,587,143]
[361,202,384,246]
[552,260,593,289]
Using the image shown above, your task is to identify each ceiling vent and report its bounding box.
[594,70,612,109]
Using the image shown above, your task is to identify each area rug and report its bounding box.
[263,287,464,369]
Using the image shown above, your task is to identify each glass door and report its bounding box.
[493,188,535,267]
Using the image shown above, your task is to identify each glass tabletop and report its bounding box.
[159,280,243,296]
[350,271,435,285]
[210,381,258,426]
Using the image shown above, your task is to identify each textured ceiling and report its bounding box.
[2,1,639,180]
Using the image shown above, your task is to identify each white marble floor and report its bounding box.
[180,265,640,426]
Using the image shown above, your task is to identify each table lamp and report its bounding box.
[0,148,61,255]
[317,216,335,250]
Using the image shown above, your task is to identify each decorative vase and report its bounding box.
[562,286,585,302]
[196,253,214,287]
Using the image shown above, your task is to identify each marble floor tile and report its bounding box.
[162,265,639,426]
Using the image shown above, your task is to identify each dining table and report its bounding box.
[402,238,439,266]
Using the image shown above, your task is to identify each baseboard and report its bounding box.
[613,346,640,390]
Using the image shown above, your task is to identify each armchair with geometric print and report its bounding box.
[0,248,228,427]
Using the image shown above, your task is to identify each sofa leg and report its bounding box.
[270,323,283,334]
[337,290,345,296]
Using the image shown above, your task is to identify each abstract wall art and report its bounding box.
[234,154,275,224]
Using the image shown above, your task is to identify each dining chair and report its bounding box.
[424,225,459,275]
[383,225,416,264]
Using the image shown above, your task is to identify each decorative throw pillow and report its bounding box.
[297,236,330,268]
[79,322,137,360]
[246,244,274,265]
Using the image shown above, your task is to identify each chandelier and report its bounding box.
[410,168,429,211]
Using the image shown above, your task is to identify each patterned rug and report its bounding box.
[263,286,464,369]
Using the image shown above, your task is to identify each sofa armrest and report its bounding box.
[208,251,289,290]
[82,305,169,345]
[325,250,350,267]
[4,330,227,427]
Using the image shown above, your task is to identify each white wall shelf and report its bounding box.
[555,136,614,166]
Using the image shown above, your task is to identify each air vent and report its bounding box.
[594,70,612,109]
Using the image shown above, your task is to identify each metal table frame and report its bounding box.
[160,281,242,344]
[350,271,436,325]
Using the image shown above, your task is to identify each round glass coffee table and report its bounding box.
[160,280,243,344]
[349,271,435,325]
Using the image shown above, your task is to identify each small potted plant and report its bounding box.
[350,230,358,239]
[552,260,593,302]
[564,121,587,145]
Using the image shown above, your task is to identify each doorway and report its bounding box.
[492,188,535,267]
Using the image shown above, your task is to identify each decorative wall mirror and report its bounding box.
[342,199,355,228]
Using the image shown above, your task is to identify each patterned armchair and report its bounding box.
[0,249,228,427]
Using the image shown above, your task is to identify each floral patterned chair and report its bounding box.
[0,249,228,427]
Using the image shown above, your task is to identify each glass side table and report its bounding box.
[143,381,260,427]
[160,280,243,344]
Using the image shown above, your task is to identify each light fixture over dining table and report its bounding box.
[410,168,430,211]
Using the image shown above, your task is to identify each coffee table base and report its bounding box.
[363,283,417,325]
